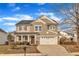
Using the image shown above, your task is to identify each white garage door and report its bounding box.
[40,37,58,45]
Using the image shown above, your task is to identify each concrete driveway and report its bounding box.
[37,45,73,56]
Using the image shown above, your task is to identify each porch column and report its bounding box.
[28,35,30,42]
[16,36,20,42]
[21,35,23,42]
[29,35,31,44]
[36,35,39,45]
[35,35,37,44]
[16,35,19,42]
[14,36,17,42]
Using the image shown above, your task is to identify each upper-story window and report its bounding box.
[19,26,22,31]
[48,25,55,30]
[34,25,42,31]
[24,26,27,31]
[49,26,53,30]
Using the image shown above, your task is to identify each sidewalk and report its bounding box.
[0,53,44,56]
[70,52,79,56]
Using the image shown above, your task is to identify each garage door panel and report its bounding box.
[40,37,57,45]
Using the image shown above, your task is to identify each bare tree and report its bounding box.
[60,3,79,43]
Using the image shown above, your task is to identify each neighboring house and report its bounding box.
[57,31,73,42]
[62,28,77,42]
[13,15,58,45]
[0,29,7,44]
[59,31,72,38]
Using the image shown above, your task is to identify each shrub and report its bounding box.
[59,36,76,45]
[59,37,68,44]
[63,42,76,45]
[15,41,30,45]
[10,42,17,49]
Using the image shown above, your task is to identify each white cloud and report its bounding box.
[3,23,15,26]
[8,3,20,12]
[50,16,61,22]
[12,7,20,12]
[39,12,53,16]
[2,17,19,21]
[15,14,34,20]
[10,27,15,31]
[24,4,30,7]
[15,7,20,10]
[6,26,16,32]
[1,14,34,32]
[0,14,33,22]
[0,18,3,21]
[37,3,46,5]
[8,3,16,7]
[36,12,61,22]
[38,8,48,12]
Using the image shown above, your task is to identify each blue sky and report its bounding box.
[0,3,73,32]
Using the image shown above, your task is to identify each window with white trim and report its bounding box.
[34,25,42,31]
[24,25,27,31]
[19,26,22,31]
[48,25,56,30]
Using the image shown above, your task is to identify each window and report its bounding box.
[35,26,38,31]
[39,26,42,31]
[19,26,22,31]
[48,25,54,30]
[50,26,53,29]
[34,25,42,31]
[18,36,21,40]
[47,25,50,30]
[24,26,27,30]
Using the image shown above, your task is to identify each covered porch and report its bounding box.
[14,32,39,45]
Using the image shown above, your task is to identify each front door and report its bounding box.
[30,36,35,45]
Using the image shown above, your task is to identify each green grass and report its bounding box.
[0,45,40,54]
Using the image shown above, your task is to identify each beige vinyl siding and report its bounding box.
[31,22,48,32]
[16,25,31,32]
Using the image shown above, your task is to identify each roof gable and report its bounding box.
[15,15,58,26]
[38,15,58,25]
[31,15,58,25]
[31,19,46,24]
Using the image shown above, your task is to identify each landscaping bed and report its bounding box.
[0,45,40,54]
[61,44,79,53]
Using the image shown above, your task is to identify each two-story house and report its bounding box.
[14,15,58,45]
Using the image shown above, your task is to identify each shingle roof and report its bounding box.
[0,29,7,33]
[16,20,34,25]
[16,15,58,26]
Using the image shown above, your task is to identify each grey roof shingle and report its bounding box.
[16,20,34,25]
[16,15,58,26]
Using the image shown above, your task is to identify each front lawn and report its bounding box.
[0,45,40,54]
